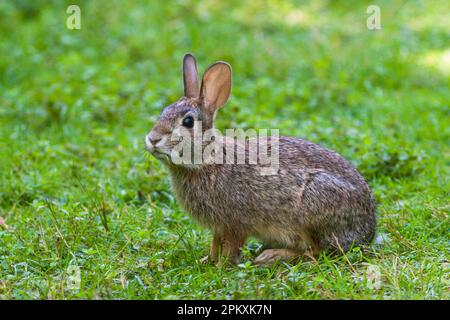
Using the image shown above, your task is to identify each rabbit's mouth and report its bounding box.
[147,146,169,158]
[146,144,172,162]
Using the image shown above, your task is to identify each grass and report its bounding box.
[0,0,449,299]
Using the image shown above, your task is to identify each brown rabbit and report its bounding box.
[145,54,376,265]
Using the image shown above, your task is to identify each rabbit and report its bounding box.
[145,53,376,265]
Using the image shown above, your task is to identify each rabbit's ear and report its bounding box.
[200,62,232,112]
[183,53,200,98]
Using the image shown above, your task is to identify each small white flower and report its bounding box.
[365,264,382,290]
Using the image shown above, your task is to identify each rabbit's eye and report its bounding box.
[182,116,194,128]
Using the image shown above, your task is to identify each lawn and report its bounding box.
[0,0,448,299]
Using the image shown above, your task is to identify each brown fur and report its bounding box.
[145,54,376,264]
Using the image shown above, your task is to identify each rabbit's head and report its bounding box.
[145,54,231,165]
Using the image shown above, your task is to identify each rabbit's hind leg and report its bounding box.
[252,229,317,265]
[253,248,300,265]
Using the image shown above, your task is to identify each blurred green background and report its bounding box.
[0,0,448,299]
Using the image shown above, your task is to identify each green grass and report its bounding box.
[0,0,449,299]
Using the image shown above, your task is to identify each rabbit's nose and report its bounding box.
[148,135,161,146]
